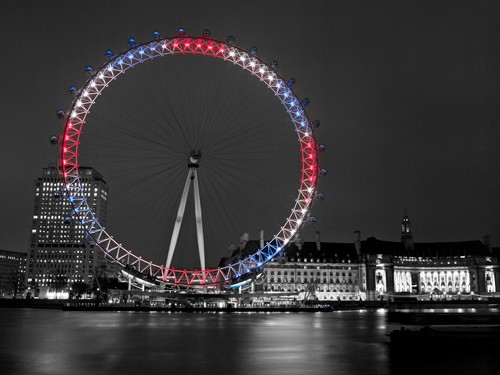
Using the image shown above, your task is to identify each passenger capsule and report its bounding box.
[270,60,278,70]
[308,216,317,224]
[250,46,257,56]
[63,216,73,225]
[320,168,328,176]
[105,49,113,59]
[311,120,320,129]
[287,77,296,87]
[56,109,65,119]
[227,35,235,44]
[202,29,210,38]
[301,98,310,107]
[49,135,59,145]
[128,37,136,48]
[152,30,160,40]
[316,192,325,201]
[68,86,77,95]
[178,27,186,37]
[318,144,326,152]
[84,65,94,75]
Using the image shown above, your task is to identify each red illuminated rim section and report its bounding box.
[60,33,320,286]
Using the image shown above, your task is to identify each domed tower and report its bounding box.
[401,211,414,250]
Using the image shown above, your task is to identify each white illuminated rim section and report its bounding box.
[61,34,320,286]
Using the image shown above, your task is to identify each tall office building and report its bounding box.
[27,166,108,293]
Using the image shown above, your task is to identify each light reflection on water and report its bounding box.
[0,308,497,375]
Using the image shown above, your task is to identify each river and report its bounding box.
[0,308,497,375]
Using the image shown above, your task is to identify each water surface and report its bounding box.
[0,308,497,375]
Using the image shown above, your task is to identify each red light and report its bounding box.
[208,45,213,49]
[173,43,178,47]
[196,44,201,48]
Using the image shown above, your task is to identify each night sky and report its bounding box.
[1,1,499,266]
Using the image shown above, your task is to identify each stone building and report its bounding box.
[0,249,26,297]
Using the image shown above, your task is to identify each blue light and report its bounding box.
[139,49,144,55]
[128,54,133,60]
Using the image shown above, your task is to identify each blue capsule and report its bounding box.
[270,60,278,70]
[301,98,310,107]
[287,77,296,87]
[320,168,328,177]
[227,35,235,44]
[68,86,77,95]
[63,216,73,225]
[152,30,160,39]
[56,109,65,119]
[128,37,136,48]
[105,49,113,59]
[250,46,257,56]
[84,65,93,75]
[178,27,186,36]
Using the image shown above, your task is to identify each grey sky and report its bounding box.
[0,1,499,267]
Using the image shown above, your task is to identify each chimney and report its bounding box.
[483,235,492,253]
[315,231,321,251]
[295,235,304,250]
[354,230,361,256]
[240,232,249,251]
[259,230,265,249]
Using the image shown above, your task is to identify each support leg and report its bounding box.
[165,171,193,269]
[193,169,206,271]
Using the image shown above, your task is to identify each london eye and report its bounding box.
[55,28,324,287]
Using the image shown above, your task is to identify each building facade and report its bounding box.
[361,214,499,300]
[0,249,26,297]
[229,214,499,301]
[26,166,108,295]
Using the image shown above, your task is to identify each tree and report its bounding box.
[51,272,68,299]
[9,270,26,299]
[70,281,89,299]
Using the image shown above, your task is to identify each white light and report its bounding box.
[250,61,256,67]
[277,83,281,88]
[259,68,265,74]
[267,75,274,81]
[71,111,76,118]
[90,81,96,88]
[76,100,82,107]
[302,208,307,214]
[229,51,235,57]
[98,73,104,79]
[83,91,89,97]
[240,56,246,61]
[107,65,113,72]
[308,187,313,193]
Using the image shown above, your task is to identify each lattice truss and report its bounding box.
[60,31,321,286]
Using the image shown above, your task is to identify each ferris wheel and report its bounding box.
[54,28,326,287]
